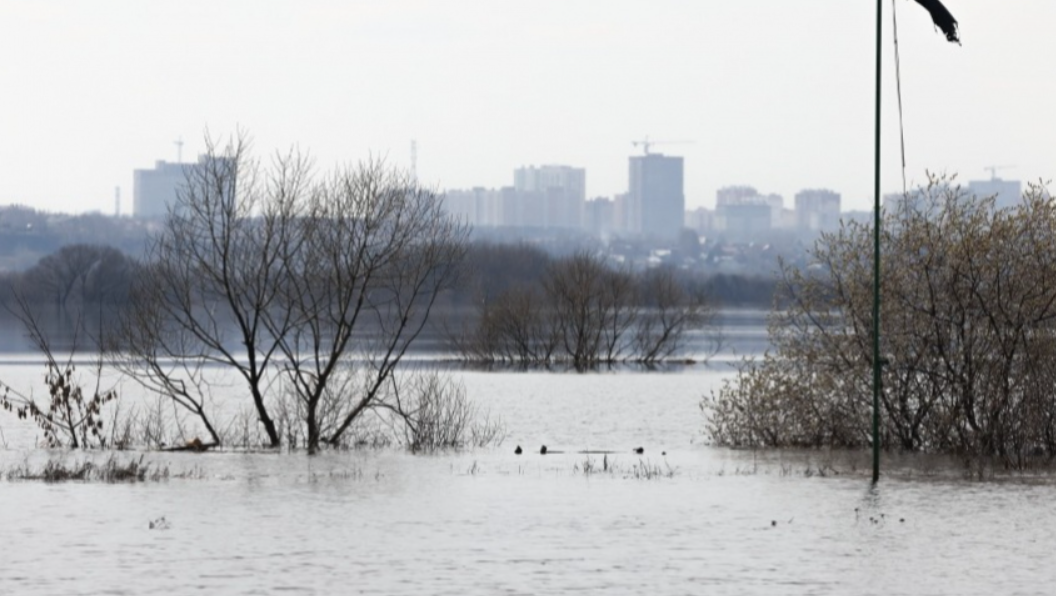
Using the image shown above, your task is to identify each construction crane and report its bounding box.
[984,165,1015,181]
[632,136,693,156]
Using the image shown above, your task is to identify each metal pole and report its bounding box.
[872,0,883,484]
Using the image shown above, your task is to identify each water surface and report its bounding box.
[1,364,1054,595]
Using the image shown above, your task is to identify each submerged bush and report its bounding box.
[705,177,1056,469]
[260,369,503,453]
[573,455,677,479]
[4,454,177,483]
[390,371,505,452]
[449,251,714,366]
[0,362,117,449]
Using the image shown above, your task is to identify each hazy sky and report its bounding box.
[2,0,1054,214]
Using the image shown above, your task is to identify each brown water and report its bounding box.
[1,365,1055,595]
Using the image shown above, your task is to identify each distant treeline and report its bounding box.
[452,242,777,309]
[0,240,777,320]
[0,205,150,271]
[0,244,136,310]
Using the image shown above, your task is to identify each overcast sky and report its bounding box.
[2,0,1053,214]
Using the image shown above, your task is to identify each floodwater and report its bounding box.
[2,363,1056,594]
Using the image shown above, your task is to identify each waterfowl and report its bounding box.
[633,447,644,455]
[540,445,548,455]
[514,445,523,455]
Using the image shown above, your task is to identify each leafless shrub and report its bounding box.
[0,294,118,449]
[706,176,1056,469]
[4,454,173,483]
[385,370,505,452]
[572,455,676,479]
[628,458,676,480]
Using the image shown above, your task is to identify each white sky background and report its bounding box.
[1,0,1053,214]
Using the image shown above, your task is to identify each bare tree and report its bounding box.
[634,267,711,363]
[270,160,468,451]
[111,133,297,447]
[462,286,557,363]
[456,250,711,365]
[19,244,132,310]
[598,264,639,362]
[113,132,468,452]
[544,251,636,366]
[107,275,225,446]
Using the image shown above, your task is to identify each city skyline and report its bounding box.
[3,1,1054,215]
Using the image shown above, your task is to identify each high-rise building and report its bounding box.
[442,187,506,227]
[513,165,586,229]
[968,177,1021,210]
[795,189,841,232]
[716,186,759,207]
[684,206,714,236]
[613,192,632,233]
[628,154,684,240]
[584,197,616,237]
[714,185,777,238]
[133,160,189,218]
[716,203,771,238]
[133,155,235,218]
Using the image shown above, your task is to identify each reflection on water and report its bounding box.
[1,364,1054,594]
